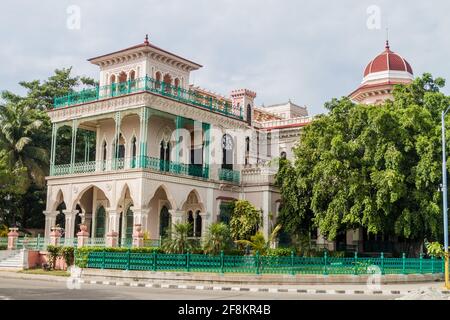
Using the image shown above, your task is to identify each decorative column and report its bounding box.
[43,211,58,238]
[112,112,121,170]
[202,122,211,178]
[77,224,89,248]
[132,224,144,248]
[199,212,210,239]
[50,227,62,246]
[70,119,78,174]
[106,208,120,247]
[174,116,183,173]
[7,228,19,250]
[139,107,149,168]
[63,210,78,241]
[131,207,150,231]
[169,209,185,225]
[49,123,58,175]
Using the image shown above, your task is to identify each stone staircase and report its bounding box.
[0,249,27,269]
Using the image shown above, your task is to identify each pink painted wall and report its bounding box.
[27,251,68,270]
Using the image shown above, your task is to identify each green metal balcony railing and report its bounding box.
[218,168,240,184]
[50,156,212,180]
[53,76,243,120]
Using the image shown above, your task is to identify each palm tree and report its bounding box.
[0,102,49,187]
[161,222,194,254]
[235,224,282,255]
[203,222,232,255]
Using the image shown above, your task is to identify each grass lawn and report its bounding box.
[18,268,70,277]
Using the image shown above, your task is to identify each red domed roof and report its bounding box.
[364,41,413,77]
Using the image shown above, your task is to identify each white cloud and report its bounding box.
[0,0,449,114]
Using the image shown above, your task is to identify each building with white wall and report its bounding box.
[43,36,311,245]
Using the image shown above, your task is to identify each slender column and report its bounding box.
[113,112,121,170]
[202,122,211,178]
[70,120,78,173]
[139,107,149,168]
[106,208,120,247]
[175,116,183,173]
[50,123,57,175]
[43,211,58,238]
[169,209,185,225]
[63,210,78,241]
[131,207,150,231]
[199,212,209,239]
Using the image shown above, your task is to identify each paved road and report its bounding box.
[0,277,397,300]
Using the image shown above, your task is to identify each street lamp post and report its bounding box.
[441,108,450,289]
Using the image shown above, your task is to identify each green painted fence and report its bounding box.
[76,250,445,275]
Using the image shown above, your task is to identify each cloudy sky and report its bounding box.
[1,0,449,115]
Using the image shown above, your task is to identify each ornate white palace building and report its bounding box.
[43,35,311,245]
[43,36,414,251]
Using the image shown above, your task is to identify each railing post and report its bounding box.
[402,252,406,274]
[220,250,224,275]
[323,251,328,275]
[144,75,148,90]
[419,253,423,274]
[102,248,105,269]
[353,251,358,275]
[126,249,131,270]
[153,251,157,271]
[380,252,384,275]
[36,234,40,250]
[186,250,191,272]
[290,250,295,276]
[255,251,260,275]
[431,256,435,274]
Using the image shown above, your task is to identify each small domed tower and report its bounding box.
[230,89,257,126]
[349,41,414,105]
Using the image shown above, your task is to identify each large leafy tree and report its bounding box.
[0,68,96,229]
[276,74,449,249]
[230,200,262,240]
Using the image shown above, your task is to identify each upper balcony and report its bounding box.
[53,76,243,121]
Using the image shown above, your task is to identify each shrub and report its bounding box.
[46,245,60,270]
[267,248,293,257]
[203,222,232,255]
[60,247,75,268]
[426,241,444,258]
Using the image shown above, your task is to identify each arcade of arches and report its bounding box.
[44,184,206,242]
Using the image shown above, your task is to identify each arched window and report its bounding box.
[155,72,162,89]
[118,72,127,94]
[280,151,287,159]
[102,140,108,171]
[174,78,180,89]
[245,136,250,166]
[163,73,172,94]
[195,210,202,238]
[187,211,194,237]
[95,206,106,238]
[110,75,116,97]
[221,134,233,170]
[159,206,171,237]
[247,104,252,125]
[131,136,137,168]
[160,140,170,172]
[129,70,136,91]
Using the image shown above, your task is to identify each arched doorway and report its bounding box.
[55,202,66,237]
[74,204,83,237]
[95,206,106,238]
[187,211,194,237]
[195,210,202,238]
[159,206,171,238]
[131,136,137,168]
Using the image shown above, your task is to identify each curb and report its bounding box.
[78,279,450,296]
